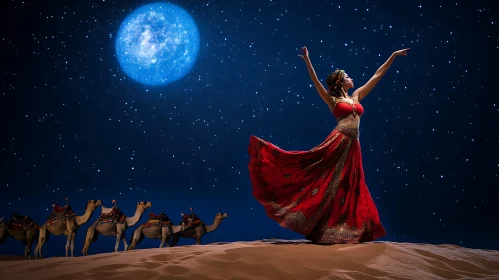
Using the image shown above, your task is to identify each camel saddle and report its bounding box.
[5,213,39,231]
[44,204,76,226]
[180,213,203,229]
[96,206,125,225]
[143,212,171,228]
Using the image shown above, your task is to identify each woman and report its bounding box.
[248,46,409,244]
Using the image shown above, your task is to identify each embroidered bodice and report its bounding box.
[333,99,364,118]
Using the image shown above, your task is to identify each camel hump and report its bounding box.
[101,206,119,216]
[145,212,171,228]
[44,205,76,227]
[149,212,170,222]
[180,211,203,231]
[182,212,201,223]
[52,204,72,214]
[97,206,125,224]
[12,212,28,220]
[5,215,37,231]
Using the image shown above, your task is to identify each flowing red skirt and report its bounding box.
[248,125,386,244]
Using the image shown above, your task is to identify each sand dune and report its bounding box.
[1,240,498,280]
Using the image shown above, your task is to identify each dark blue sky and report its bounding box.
[1,0,497,257]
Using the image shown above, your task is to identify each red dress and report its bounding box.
[248,101,386,244]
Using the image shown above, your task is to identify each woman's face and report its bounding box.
[342,73,354,89]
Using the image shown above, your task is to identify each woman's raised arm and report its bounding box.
[298,46,334,106]
[353,48,410,102]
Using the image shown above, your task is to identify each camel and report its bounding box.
[34,199,103,259]
[82,201,152,255]
[0,213,40,259]
[170,212,228,246]
[128,211,184,250]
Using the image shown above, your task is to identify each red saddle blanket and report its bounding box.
[5,214,39,231]
[53,205,69,213]
[96,207,125,225]
[143,213,171,228]
[44,205,76,226]
[143,220,171,228]
[181,213,202,225]
[187,219,202,226]
[149,212,170,221]
[180,214,203,230]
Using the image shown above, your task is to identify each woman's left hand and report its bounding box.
[393,48,410,57]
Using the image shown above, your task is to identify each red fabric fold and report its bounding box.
[248,127,386,244]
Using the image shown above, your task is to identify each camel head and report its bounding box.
[136,201,152,213]
[86,199,103,210]
[215,212,228,221]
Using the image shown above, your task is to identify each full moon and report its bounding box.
[115,3,200,86]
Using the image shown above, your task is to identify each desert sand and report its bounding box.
[1,240,499,280]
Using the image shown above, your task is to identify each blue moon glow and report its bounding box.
[115,3,200,86]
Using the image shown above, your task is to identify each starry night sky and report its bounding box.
[1,0,498,257]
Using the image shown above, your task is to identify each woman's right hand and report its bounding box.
[298,46,309,60]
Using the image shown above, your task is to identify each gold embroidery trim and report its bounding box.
[336,125,360,139]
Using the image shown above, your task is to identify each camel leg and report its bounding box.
[128,227,142,251]
[114,234,121,252]
[159,226,168,248]
[121,231,128,252]
[164,226,172,247]
[82,226,95,256]
[171,234,179,247]
[0,226,5,242]
[25,232,36,260]
[114,225,123,252]
[70,231,76,257]
[24,243,30,260]
[65,229,73,257]
[24,237,32,260]
[195,227,203,245]
[165,233,171,247]
[34,226,47,259]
